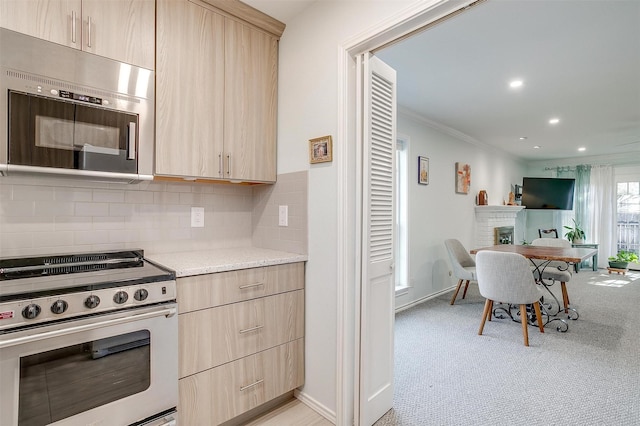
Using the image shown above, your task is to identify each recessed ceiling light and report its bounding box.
[578,147,586,152]
[549,118,560,125]
[519,137,528,140]
[533,145,541,149]
[509,80,524,88]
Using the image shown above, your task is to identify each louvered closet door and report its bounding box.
[360,54,396,426]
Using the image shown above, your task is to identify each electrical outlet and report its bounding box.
[191,207,204,228]
[278,205,288,227]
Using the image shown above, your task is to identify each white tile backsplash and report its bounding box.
[252,171,308,254]
[75,202,110,217]
[0,171,308,257]
[93,189,126,203]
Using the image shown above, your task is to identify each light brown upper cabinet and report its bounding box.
[0,0,155,70]
[156,0,225,179]
[224,19,278,183]
[156,0,279,183]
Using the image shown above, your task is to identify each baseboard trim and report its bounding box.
[395,286,455,313]
[294,389,337,424]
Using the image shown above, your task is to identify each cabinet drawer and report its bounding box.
[179,290,304,378]
[177,262,304,313]
[179,338,304,426]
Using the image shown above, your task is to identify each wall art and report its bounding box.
[455,162,471,194]
[309,135,333,164]
[418,156,429,185]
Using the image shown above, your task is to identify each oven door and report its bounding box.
[8,91,139,174]
[0,304,177,426]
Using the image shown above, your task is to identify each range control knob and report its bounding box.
[51,300,68,314]
[134,288,149,301]
[22,303,41,319]
[85,295,101,309]
[113,291,129,304]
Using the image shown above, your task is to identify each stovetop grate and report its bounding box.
[45,254,108,264]
[0,250,144,280]
[41,254,110,275]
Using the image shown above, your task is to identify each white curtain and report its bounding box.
[588,165,617,267]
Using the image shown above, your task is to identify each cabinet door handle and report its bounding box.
[238,282,264,290]
[240,379,264,391]
[71,11,77,43]
[87,16,92,48]
[226,154,231,176]
[218,152,223,177]
[239,325,263,334]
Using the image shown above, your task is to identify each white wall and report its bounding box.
[395,110,527,309]
[276,0,415,419]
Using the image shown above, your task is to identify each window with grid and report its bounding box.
[616,181,640,255]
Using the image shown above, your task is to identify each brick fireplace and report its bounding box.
[474,205,525,248]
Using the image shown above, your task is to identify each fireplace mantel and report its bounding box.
[475,205,526,214]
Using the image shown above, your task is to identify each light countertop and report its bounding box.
[147,247,307,277]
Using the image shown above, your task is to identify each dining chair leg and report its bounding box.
[487,299,493,322]
[533,301,545,334]
[520,304,529,346]
[560,282,570,313]
[462,280,471,299]
[450,279,463,305]
[478,299,492,335]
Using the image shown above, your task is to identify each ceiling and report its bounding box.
[242,0,316,24]
[245,0,640,162]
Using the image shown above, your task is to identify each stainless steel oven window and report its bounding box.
[18,330,151,426]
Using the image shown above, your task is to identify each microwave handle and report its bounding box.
[127,122,137,160]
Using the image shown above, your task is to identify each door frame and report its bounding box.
[335,1,481,424]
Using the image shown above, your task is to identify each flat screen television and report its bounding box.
[521,177,575,210]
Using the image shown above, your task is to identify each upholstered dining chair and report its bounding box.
[444,239,477,305]
[476,251,545,346]
[531,237,573,313]
[538,228,559,238]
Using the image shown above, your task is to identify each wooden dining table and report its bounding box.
[470,244,598,331]
[470,244,598,265]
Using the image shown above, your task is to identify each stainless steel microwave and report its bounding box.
[0,28,154,182]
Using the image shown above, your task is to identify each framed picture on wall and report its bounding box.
[455,162,471,194]
[418,156,429,185]
[309,135,333,164]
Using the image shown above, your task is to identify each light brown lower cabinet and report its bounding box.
[178,290,304,377]
[177,262,305,425]
[179,338,304,425]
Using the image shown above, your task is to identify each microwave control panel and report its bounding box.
[57,90,103,106]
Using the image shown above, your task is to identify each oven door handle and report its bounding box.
[0,306,176,349]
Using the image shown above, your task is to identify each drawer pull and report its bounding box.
[240,379,264,391]
[238,282,264,290]
[239,325,264,334]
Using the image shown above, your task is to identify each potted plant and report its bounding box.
[563,219,586,244]
[608,250,639,269]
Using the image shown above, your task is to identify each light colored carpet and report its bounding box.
[374,269,640,426]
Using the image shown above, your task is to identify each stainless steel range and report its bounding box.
[0,249,178,426]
